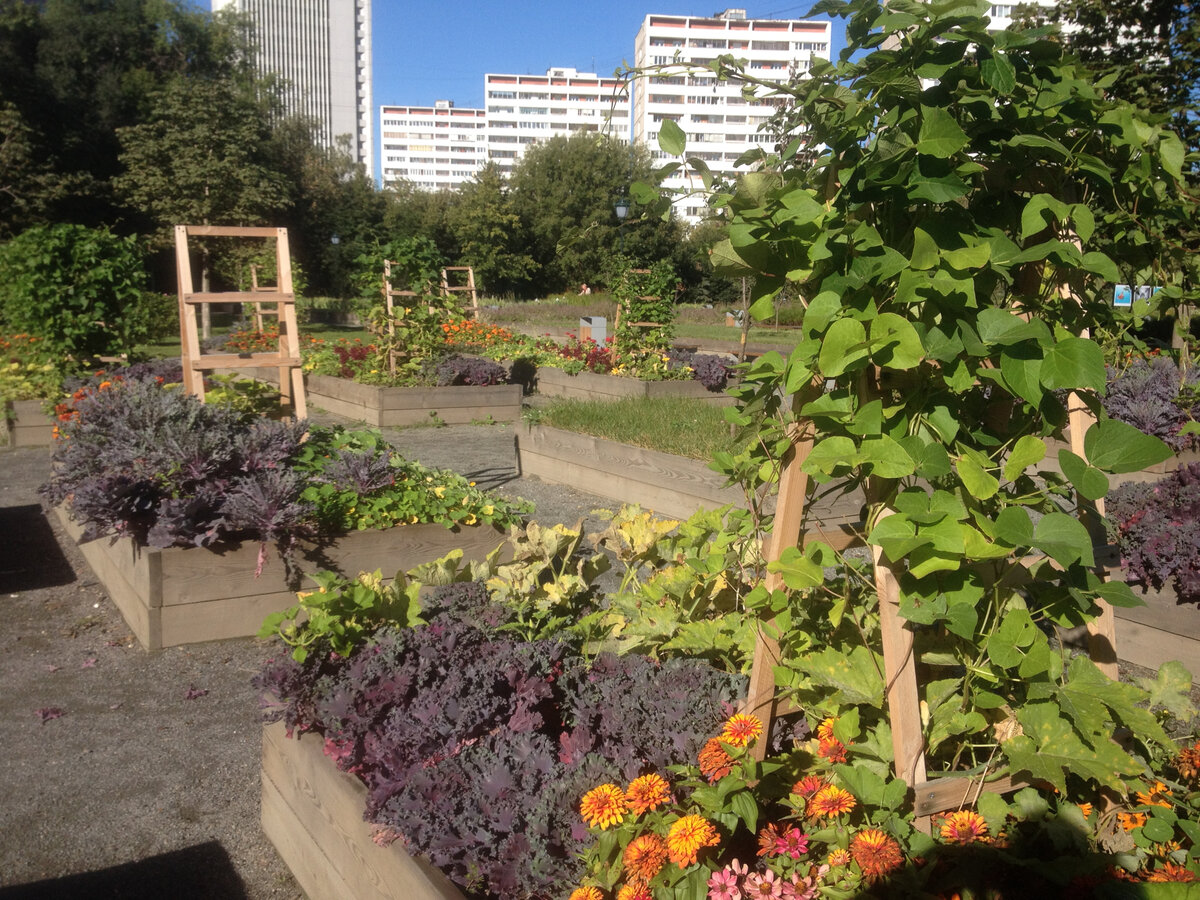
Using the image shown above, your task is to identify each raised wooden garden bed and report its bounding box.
[1108,571,1200,681]
[262,722,464,900]
[246,368,522,426]
[2,399,54,448]
[536,366,735,405]
[54,506,503,651]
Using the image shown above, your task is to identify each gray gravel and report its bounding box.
[0,417,606,899]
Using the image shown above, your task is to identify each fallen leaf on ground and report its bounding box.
[183,686,208,700]
[35,707,64,723]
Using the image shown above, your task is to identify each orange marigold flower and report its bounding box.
[623,834,668,880]
[1152,840,1182,858]
[1077,802,1093,819]
[569,887,605,900]
[827,848,852,867]
[698,737,734,783]
[1145,863,1196,883]
[98,380,112,390]
[1136,781,1173,809]
[617,882,653,900]
[817,737,848,764]
[720,713,763,748]
[849,828,904,882]
[626,773,671,815]
[1117,811,1148,832]
[793,774,827,798]
[666,814,720,867]
[939,810,989,845]
[580,784,627,830]
[808,784,857,818]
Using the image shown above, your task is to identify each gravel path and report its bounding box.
[0,418,605,899]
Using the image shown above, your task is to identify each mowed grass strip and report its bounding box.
[534,396,746,461]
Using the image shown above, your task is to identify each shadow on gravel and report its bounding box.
[464,466,519,489]
[0,504,74,593]
[0,841,248,899]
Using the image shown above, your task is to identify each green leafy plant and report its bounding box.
[0,224,156,360]
[628,0,1199,806]
[258,568,425,662]
[613,259,678,355]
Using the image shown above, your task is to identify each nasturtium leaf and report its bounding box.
[1033,512,1094,568]
[804,436,858,476]
[870,312,924,370]
[1140,816,1176,844]
[1040,338,1106,391]
[657,118,686,156]
[994,507,1034,546]
[957,455,999,500]
[818,318,869,376]
[918,106,969,158]
[1057,449,1109,501]
[1083,419,1173,473]
[1004,435,1046,481]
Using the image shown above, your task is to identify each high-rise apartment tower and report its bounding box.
[211,0,374,178]
[633,8,831,220]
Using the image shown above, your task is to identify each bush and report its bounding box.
[0,224,155,359]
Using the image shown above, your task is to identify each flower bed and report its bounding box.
[261,721,465,900]
[535,366,735,405]
[55,505,503,650]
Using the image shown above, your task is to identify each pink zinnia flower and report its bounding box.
[745,870,783,899]
[708,866,742,900]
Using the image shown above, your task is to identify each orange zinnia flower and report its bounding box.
[817,737,848,764]
[569,887,604,900]
[1117,811,1148,832]
[1136,781,1173,809]
[849,828,904,882]
[793,774,827,797]
[623,834,668,880]
[626,773,671,815]
[827,848,852,867]
[720,713,763,748]
[698,737,734,783]
[939,810,989,845]
[617,881,653,900]
[808,784,857,818]
[816,716,837,742]
[666,814,720,867]
[580,784,628,830]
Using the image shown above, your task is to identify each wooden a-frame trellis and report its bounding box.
[440,266,479,319]
[174,225,307,420]
[744,357,1119,827]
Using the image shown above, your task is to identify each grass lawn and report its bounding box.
[530,396,747,461]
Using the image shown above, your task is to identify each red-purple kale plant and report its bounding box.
[1106,461,1200,605]
[1105,358,1200,452]
[434,354,509,387]
[667,348,732,391]
[255,580,745,899]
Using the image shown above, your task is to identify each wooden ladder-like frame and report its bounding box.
[174,225,307,420]
[440,266,479,318]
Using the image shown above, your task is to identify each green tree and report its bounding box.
[449,164,537,297]
[510,133,668,294]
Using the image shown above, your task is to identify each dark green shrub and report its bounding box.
[0,224,153,358]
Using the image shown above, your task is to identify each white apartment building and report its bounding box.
[484,67,631,176]
[211,0,374,178]
[379,101,487,190]
[633,8,832,220]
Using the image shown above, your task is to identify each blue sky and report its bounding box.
[372,2,845,110]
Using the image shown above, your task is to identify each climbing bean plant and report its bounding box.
[613,259,677,354]
[640,0,1199,795]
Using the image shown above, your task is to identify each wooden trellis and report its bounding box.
[745,369,1118,824]
[249,263,279,332]
[440,266,479,319]
[174,225,306,420]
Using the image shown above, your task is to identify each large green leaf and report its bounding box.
[957,455,999,500]
[1033,512,1094,567]
[978,307,1037,345]
[1040,338,1106,391]
[918,106,969,158]
[1005,702,1141,793]
[1057,449,1109,501]
[818,317,869,376]
[859,435,916,478]
[1083,419,1172,473]
[994,507,1034,546]
[870,312,924,370]
[1003,434,1046,481]
[657,118,686,156]
[980,51,1016,93]
[804,436,858,477]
